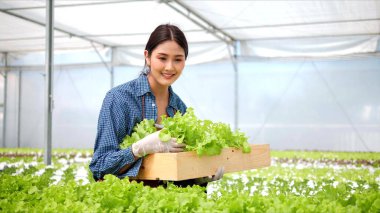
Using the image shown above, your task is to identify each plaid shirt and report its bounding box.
[89,74,187,181]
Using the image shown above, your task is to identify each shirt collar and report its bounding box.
[136,74,178,110]
[135,74,151,97]
[168,86,178,110]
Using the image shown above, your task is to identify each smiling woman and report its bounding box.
[146,41,185,86]
[89,24,188,182]
[89,24,223,186]
[144,39,186,124]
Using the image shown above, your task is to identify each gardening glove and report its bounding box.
[131,131,185,158]
[195,166,225,185]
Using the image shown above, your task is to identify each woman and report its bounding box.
[89,24,223,185]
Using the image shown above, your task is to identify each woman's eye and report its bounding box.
[159,57,166,61]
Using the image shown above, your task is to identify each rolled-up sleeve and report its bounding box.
[89,92,141,180]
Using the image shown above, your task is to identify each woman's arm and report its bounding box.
[118,154,139,174]
[89,92,139,180]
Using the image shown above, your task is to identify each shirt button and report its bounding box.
[152,103,155,107]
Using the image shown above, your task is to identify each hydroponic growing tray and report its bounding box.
[135,144,270,181]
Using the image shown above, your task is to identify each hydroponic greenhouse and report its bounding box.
[0,0,379,212]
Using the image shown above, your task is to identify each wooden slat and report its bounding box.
[135,144,270,181]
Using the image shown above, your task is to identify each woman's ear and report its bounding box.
[144,50,150,66]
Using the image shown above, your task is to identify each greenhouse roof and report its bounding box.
[0,0,379,63]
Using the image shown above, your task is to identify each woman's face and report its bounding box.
[145,40,186,88]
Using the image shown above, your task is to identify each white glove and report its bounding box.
[131,131,185,157]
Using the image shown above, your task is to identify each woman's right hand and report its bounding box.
[131,131,185,158]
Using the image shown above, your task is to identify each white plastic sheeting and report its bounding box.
[1,57,380,151]
[6,48,110,66]
[241,36,379,58]
[0,1,379,152]
[0,0,379,57]
[114,42,231,66]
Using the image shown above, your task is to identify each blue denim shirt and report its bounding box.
[89,74,187,181]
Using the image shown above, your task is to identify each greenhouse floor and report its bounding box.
[0,149,379,212]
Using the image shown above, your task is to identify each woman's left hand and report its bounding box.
[194,166,225,185]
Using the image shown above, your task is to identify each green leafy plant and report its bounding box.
[120,119,156,149]
[120,107,251,156]
[1,150,379,212]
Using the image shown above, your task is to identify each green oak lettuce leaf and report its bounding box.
[120,119,156,149]
[158,128,171,142]
[120,107,252,156]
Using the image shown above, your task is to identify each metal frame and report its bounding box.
[2,0,138,11]
[90,43,114,89]
[229,42,240,131]
[164,0,236,44]
[110,47,115,89]
[0,9,108,48]
[44,0,54,165]
[17,69,22,148]
[1,53,7,148]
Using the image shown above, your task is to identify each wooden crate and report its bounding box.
[135,144,270,181]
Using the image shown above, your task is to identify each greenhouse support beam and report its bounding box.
[220,17,380,31]
[228,42,240,131]
[3,0,129,11]
[164,0,236,44]
[17,70,22,148]
[110,47,115,88]
[91,42,113,88]
[0,8,107,48]
[44,0,54,165]
[2,53,8,148]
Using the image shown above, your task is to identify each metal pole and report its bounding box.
[110,47,115,88]
[2,53,8,147]
[90,42,112,88]
[233,42,239,131]
[165,0,235,44]
[44,0,54,165]
[17,69,22,148]
[228,41,239,131]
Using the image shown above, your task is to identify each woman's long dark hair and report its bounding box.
[142,24,188,75]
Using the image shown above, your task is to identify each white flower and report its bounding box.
[307,180,315,189]
[34,169,45,176]
[291,188,299,195]
[46,165,55,169]
[296,164,304,170]
[261,189,269,196]
[55,170,64,176]
[363,184,370,189]
[58,158,68,165]
[231,174,240,180]
[241,174,249,184]
[249,186,257,196]
[375,176,380,183]
[351,181,358,188]
[206,183,219,198]
[12,168,24,176]
[0,162,7,171]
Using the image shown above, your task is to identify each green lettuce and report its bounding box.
[120,107,251,156]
